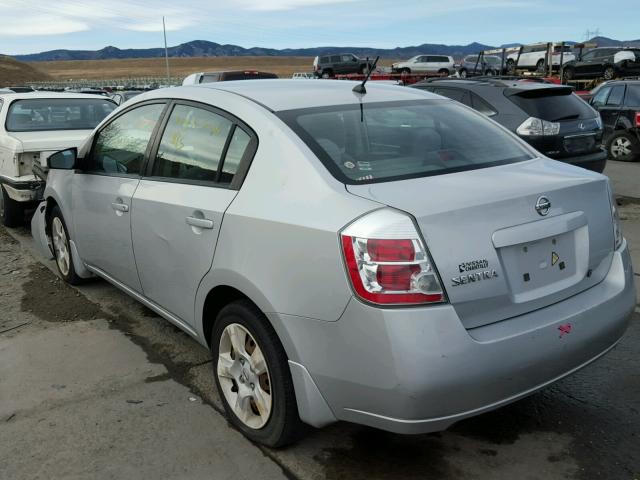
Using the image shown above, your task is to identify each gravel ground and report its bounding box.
[1,165,638,480]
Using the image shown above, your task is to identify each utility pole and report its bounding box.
[163,16,170,84]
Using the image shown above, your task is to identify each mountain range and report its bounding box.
[11,37,640,62]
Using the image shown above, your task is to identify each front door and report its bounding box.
[131,102,255,325]
[73,102,166,291]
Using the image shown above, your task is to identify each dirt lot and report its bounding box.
[32,56,397,81]
[1,160,638,479]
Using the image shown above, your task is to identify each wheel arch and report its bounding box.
[196,271,294,356]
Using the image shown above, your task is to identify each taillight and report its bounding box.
[516,117,560,136]
[340,209,444,305]
[635,112,640,128]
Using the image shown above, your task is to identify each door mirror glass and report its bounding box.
[47,148,77,169]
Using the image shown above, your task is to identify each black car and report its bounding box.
[563,48,640,81]
[312,53,373,78]
[413,78,607,172]
[588,79,640,162]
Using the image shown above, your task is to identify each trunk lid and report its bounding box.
[10,130,92,157]
[346,158,615,329]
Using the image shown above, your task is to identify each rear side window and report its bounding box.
[431,88,468,104]
[625,85,640,106]
[470,93,497,116]
[606,85,625,106]
[90,103,164,175]
[152,105,232,183]
[330,56,341,63]
[508,89,595,121]
[278,100,533,184]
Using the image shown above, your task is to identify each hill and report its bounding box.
[0,56,51,86]
[13,40,495,62]
[588,36,640,47]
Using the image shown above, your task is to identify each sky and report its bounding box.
[1,0,639,55]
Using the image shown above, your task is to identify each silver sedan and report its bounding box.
[33,80,636,447]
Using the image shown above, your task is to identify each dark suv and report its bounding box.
[413,78,607,172]
[588,79,640,162]
[313,54,373,78]
[563,48,640,81]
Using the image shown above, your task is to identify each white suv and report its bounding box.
[391,55,455,75]
[507,44,576,72]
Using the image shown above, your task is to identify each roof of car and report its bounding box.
[0,91,116,101]
[152,79,443,111]
[415,78,569,91]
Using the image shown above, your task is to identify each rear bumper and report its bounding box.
[279,241,635,434]
[556,148,608,173]
[0,174,44,202]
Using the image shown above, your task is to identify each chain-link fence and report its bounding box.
[26,77,183,90]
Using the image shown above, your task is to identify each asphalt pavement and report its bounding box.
[0,160,638,480]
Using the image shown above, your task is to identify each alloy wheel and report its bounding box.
[217,323,272,429]
[604,67,615,80]
[611,137,633,158]
[52,217,70,276]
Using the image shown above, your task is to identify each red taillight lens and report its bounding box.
[635,112,640,128]
[377,264,420,290]
[340,210,445,306]
[368,238,415,261]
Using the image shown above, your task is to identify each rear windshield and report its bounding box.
[507,89,595,122]
[278,100,534,184]
[6,98,116,132]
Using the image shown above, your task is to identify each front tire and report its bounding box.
[536,59,546,73]
[506,58,516,74]
[562,67,575,81]
[607,131,639,162]
[459,68,468,78]
[212,300,303,447]
[49,206,83,285]
[0,185,24,228]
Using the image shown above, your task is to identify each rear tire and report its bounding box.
[212,300,304,448]
[49,205,83,285]
[438,68,450,76]
[603,66,615,81]
[0,185,24,228]
[321,70,332,79]
[607,131,639,162]
[506,58,516,74]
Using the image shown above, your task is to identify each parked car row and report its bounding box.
[1,74,635,449]
[414,78,609,172]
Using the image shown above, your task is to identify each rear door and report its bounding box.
[73,101,166,291]
[599,84,625,135]
[131,101,257,325]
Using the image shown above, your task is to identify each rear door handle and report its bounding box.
[111,202,129,213]
[186,216,214,229]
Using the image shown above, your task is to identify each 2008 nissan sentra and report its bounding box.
[32,80,636,447]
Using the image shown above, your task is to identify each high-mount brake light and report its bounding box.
[340,209,445,306]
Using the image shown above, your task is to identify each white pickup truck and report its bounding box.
[0,92,115,226]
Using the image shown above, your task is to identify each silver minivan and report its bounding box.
[33,80,636,447]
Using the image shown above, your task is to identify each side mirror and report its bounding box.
[47,148,77,170]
